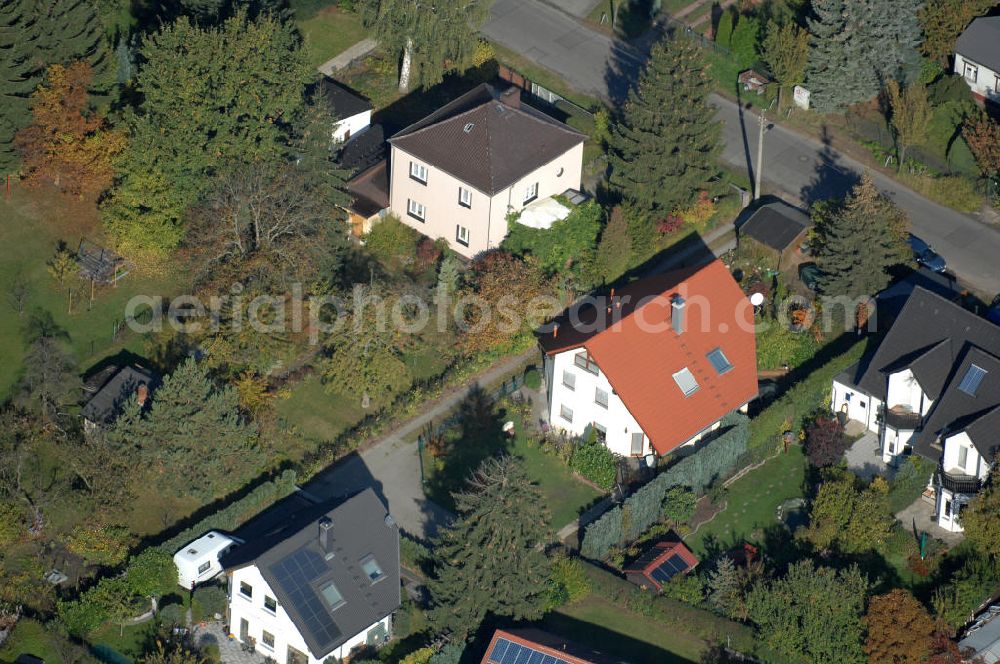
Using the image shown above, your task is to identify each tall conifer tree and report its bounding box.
[428,456,552,639]
[609,36,720,215]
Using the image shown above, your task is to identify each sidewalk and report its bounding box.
[317,37,377,75]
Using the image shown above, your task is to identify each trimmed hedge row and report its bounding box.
[581,413,749,560]
[158,469,298,553]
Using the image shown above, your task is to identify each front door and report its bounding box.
[239,618,249,642]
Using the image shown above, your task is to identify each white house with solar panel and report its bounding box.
[221,489,400,664]
[830,288,1000,533]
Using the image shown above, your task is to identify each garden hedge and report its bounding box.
[581,412,749,560]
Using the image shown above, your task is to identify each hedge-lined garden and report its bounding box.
[581,412,749,560]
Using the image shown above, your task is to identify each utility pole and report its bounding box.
[754,109,766,200]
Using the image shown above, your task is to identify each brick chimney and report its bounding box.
[136,384,148,406]
[499,86,520,110]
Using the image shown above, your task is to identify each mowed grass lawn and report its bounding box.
[0,187,185,399]
[685,445,807,556]
[295,5,368,70]
[511,434,602,530]
[544,596,707,663]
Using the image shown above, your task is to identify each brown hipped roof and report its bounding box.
[539,261,758,456]
[389,83,585,195]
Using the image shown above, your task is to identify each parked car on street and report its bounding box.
[908,234,947,273]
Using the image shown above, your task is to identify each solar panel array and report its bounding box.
[958,364,988,396]
[487,638,571,664]
[269,549,343,650]
[649,553,690,585]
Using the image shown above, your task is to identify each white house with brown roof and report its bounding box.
[387,84,585,257]
[538,261,758,458]
[954,16,1000,106]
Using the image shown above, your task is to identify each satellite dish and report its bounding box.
[750,292,765,306]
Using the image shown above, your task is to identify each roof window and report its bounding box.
[463,122,475,133]
[673,368,700,396]
[706,348,733,375]
[958,364,988,396]
[320,581,345,609]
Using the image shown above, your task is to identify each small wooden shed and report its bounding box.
[737,200,812,271]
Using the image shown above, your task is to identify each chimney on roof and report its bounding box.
[671,294,686,335]
[499,86,520,110]
[136,384,148,406]
[553,323,559,338]
[318,516,334,558]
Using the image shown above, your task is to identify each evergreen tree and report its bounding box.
[761,20,808,111]
[593,205,632,284]
[609,36,720,215]
[814,174,909,298]
[729,15,761,68]
[865,0,922,84]
[0,0,38,172]
[361,0,491,92]
[714,9,734,47]
[707,557,742,617]
[33,0,111,85]
[428,455,552,639]
[295,86,352,208]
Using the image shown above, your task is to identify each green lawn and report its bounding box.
[276,373,368,444]
[0,187,185,400]
[295,5,368,70]
[511,435,602,530]
[0,620,65,664]
[545,596,707,662]
[685,445,807,556]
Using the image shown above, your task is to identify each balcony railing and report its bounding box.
[936,463,983,495]
[884,407,923,431]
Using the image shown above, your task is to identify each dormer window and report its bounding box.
[673,368,699,396]
[958,364,987,396]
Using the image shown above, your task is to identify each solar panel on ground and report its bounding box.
[487,638,571,664]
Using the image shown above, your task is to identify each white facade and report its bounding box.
[936,431,991,533]
[955,53,1000,104]
[388,143,584,258]
[174,532,238,589]
[830,379,882,434]
[228,565,391,664]
[332,110,372,144]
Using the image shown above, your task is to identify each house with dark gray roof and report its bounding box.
[831,287,1000,533]
[387,83,585,257]
[81,363,157,431]
[954,16,1000,106]
[222,488,400,664]
[319,76,373,144]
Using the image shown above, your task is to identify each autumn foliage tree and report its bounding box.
[964,114,1000,182]
[14,61,124,196]
[804,415,847,467]
[864,589,936,664]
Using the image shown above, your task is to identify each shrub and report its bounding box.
[522,367,541,390]
[932,551,1000,628]
[804,415,847,467]
[157,602,185,626]
[661,573,705,605]
[571,436,617,490]
[363,215,421,266]
[888,456,936,513]
[546,552,591,609]
[657,213,684,235]
[662,486,697,526]
[126,549,177,597]
[400,535,432,573]
[501,200,603,275]
[675,191,715,228]
[897,173,982,213]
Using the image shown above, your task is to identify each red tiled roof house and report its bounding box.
[624,540,699,592]
[480,628,627,664]
[538,260,758,458]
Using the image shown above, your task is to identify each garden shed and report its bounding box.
[736,200,811,271]
[624,539,698,592]
[173,531,239,589]
[76,238,130,285]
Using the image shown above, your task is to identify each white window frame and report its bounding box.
[630,432,644,456]
[456,224,470,246]
[560,404,573,422]
[458,186,472,208]
[407,198,425,222]
[958,445,969,471]
[239,581,252,600]
[409,161,428,184]
[595,387,608,409]
[261,631,275,650]
[523,181,539,204]
[562,370,576,391]
[964,60,978,82]
[263,595,277,614]
[197,561,211,575]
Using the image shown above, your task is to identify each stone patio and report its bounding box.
[195,622,271,664]
[895,495,965,546]
[843,431,896,481]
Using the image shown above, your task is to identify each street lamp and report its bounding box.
[754,102,776,201]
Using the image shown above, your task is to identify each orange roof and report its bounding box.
[480,628,626,664]
[539,260,757,455]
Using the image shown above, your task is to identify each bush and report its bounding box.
[897,173,982,213]
[127,549,177,597]
[804,415,847,467]
[660,574,705,606]
[363,215,421,266]
[157,602,185,627]
[932,551,1000,628]
[571,436,617,490]
[546,552,591,609]
[400,535,432,573]
[887,456,936,513]
[522,367,541,390]
[662,486,697,526]
[502,200,603,276]
[582,413,749,560]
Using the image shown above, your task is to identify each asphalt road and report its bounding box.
[482,0,1000,296]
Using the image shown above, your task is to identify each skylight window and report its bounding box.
[706,347,733,375]
[361,555,384,582]
[320,582,345,609]
[672,368,700,396]
[958,364,988,396]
